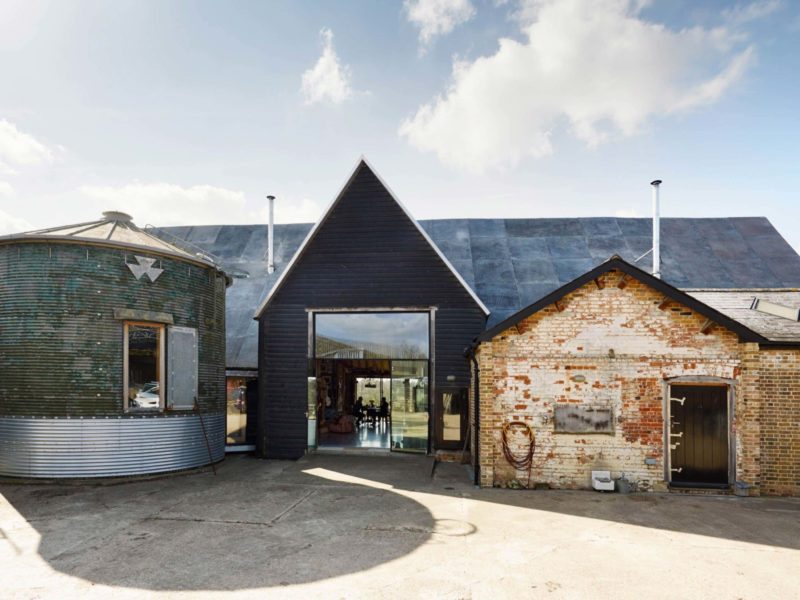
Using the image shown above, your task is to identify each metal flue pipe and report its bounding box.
[267,195,275,274]
[650,180,662,279]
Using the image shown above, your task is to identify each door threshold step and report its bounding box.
[434,449,470,464]
[314,446,391,456]
[668,484,732,495]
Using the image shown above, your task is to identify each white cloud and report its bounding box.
[259,197,323,224]
[0,207,31,235]
[399,0,761,172]
[722,0,782,25]
[0,119,55,174]
[78,182,248,226]
[0,180,13,197]
[301,28,353,106]
[404,0,476,51]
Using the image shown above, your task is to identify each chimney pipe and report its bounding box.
[650,180,662,279]
[267,195,275,274]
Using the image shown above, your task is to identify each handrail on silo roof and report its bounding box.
[144,225,224,266]
[144,223,250,279]
[145,225,250,280]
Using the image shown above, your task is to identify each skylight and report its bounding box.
[750,298,800,322]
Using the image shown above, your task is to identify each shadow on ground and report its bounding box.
[0,454,440,591]
[1,452,799,593]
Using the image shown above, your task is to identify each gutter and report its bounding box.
[757,340,800,348]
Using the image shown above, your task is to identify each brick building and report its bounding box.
[473,257,800,495]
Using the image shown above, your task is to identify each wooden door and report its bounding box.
[670,385,729,486]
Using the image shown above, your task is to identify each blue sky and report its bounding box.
[0,0,798,252]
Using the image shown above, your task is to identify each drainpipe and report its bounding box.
[466,344,480,486]
[650,180,661,279]
[267,195,275,274]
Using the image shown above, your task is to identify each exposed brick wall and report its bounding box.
[476,270,748,491]
[757,349,800,496]
[737,344,762,491]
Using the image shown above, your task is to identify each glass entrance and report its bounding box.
[390,360,429,453]
[309,311,431,454]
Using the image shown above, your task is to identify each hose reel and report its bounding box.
[501,421,536,488]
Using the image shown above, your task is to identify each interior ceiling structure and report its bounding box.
[160,217,800,369]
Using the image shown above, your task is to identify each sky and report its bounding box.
[0,0,799,251]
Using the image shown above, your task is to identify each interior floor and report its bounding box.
[319,419,390,450]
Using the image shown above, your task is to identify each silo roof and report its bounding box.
[0,211,218,268]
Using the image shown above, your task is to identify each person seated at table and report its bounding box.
[366,400,378,425]
[354,396,365,426]
[379,396,389,424]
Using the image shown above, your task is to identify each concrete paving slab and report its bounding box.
[1,453,799,599]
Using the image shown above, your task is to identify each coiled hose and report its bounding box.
[501,421,536,488]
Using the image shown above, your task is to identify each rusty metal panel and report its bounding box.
[167,326,198,409]
[554,405,614,433]
[0,413,224,478]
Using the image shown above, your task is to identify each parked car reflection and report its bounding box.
[130,382,160,409]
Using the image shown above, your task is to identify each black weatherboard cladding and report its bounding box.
[258,162,487,459]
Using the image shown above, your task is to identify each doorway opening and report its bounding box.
[310,358,429,452]
[307,310,432,454]
[668,383,731,488]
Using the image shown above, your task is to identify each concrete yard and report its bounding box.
[1,454,799,600]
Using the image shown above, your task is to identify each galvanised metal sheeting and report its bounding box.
[0,241,226,416]
[0,414,224,478]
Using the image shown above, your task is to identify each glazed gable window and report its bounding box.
[124,322,165,411]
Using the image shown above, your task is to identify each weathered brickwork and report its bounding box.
[757,349,800,496]
[476,270,759,492]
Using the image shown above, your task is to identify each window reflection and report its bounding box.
[315,312,429,359]
[126,323,163,410]
[390,360,429,452]
[441,389,466,442]
[226,377,251,444]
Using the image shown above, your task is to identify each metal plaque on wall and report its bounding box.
[554,405,614,433]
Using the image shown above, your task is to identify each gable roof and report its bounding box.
[252,157,489,319]
[476,256,769,343]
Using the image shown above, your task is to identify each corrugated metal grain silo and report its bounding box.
[0,211,228,477]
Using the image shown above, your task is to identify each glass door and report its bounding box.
[307,360,317,449]
[390,360,429,453]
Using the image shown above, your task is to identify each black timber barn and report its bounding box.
[159,158,800,463]
[252,159,488,458]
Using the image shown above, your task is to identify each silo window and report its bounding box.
[124,322,165,412]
